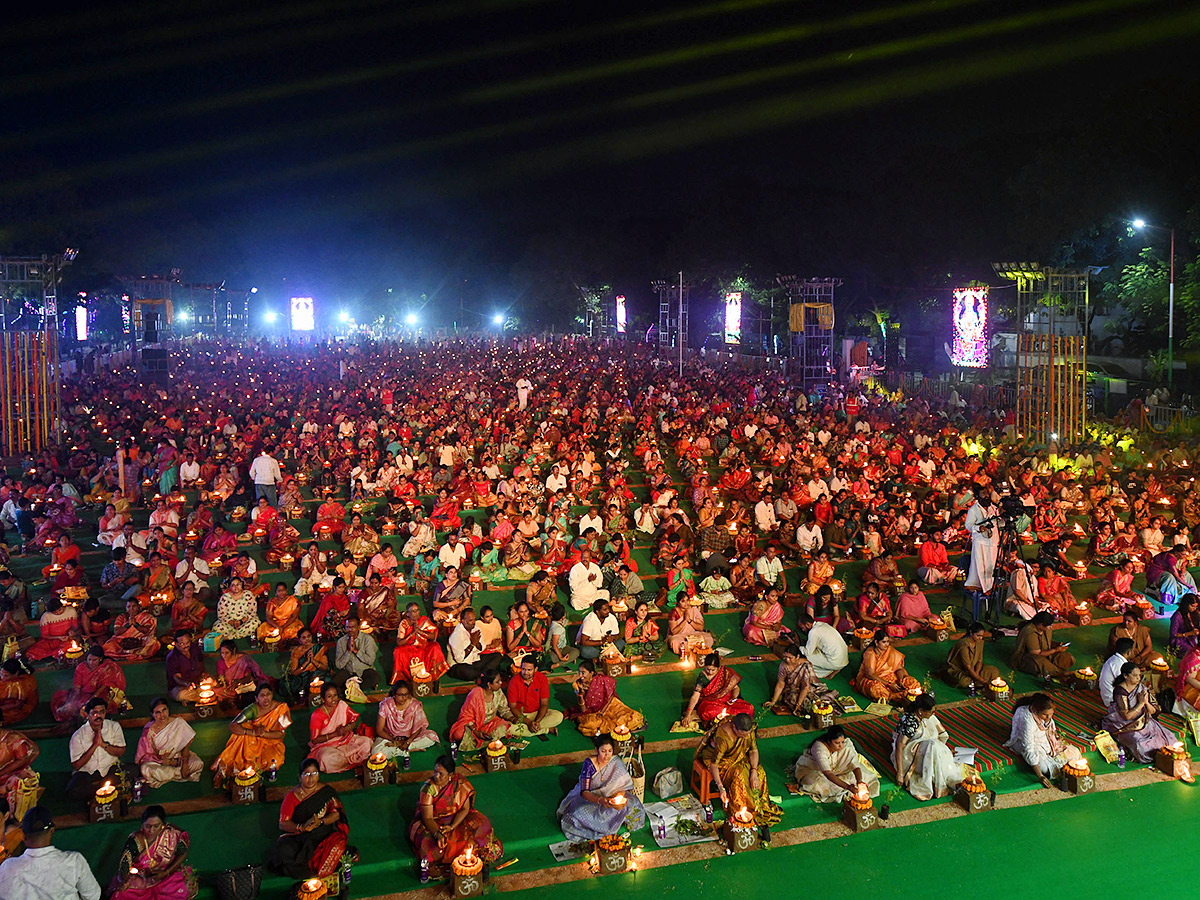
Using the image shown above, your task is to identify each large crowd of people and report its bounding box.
[0,335,1195,897]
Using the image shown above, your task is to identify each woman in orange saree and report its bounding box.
[392,603,449,683]
[257,582,303,642]
[853,631,921,701]
[211,684,292,786]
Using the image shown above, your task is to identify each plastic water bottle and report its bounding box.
[449,740,458,762]
[968,682,976,698]
[419,858,430,883]
[402,751,411,770]
[341,853,352,886]
[268,760,278,782]
[703,803,713,824]
[1117,747,1126,769]
[132,779,145,803]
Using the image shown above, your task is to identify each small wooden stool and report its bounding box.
[691,759,714,803]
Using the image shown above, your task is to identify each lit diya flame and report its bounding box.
[240,766,256,779]
[1152,657,1169,670]
[991,677,1007,688]
[733,805,753,824]
[488,739,505,751]
[613,723,631,738]
[96,780,117,798]
[611,792,628,808]
[854,783,869,802]
[1171,741,1185,753]
[1079,666,1095,677]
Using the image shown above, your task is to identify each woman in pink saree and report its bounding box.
[743,588,791,647]
[200,525,237,564]
[24,596,79,661]
[308,683,373,773]
[109,806,197,900]
[666,599,714,655]
[409,757,502,877]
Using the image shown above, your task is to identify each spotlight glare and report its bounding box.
[264,311,278,324]
[1132,218,1146,230]
[493,313,504,325]
[338,310,350,324]
[405,313,417,326]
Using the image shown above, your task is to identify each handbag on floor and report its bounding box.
[214,863,264,900]
[653,766,684,799]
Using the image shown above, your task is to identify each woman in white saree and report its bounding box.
[891,694,962,800]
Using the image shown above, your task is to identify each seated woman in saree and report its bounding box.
[1094,559,1143,612]
[212,683,292,787]
[0,659,39,726]
[199,524,237,565]
[667,597,714,656]
[314,498,347,539]
[1153,546,1197,610]
[310,578,353,643]
[1169,593,1200,656]
[23,595,79,661]
[366,543,400,584]
[794,725,881,802]
[392,602,450,685]
[698,568,737,610]
[764,641,837,717]
[136,698,202,789]
[98,502,127,547]
[215,640,268,704]
[429,490,463,531]
[695,712,782,824]
[358,572,399,632]
[409,755,502,878]
[1101,662,1180,766]
[939,621,1000,690]
[568,660,646,737]
[1035,563,1076,618]
[431,567,473,630]
[891,694,962,801]
[257,581,303,643]
[109,806,197,900]
[895,579,940,634]
[503,600,545,661]
[623,600,662,658]
[683,653,755,727]
[852,631,921,702]
[51,645,127,722]
[664,556,697,609]
[308,683,373,774]
[102,598,163,662]
[373,681,440,761]
[861,549,905,592]
[743,587,791,648]
[268,519,303,559]
[170,582,208,634]
[41,533,81,580]
[213,576,260,641]
[1004,693,1085,787]
[281,629,330,701]
[1010,612,1076,679]
[342,513,381,561]
[269,758,352,879]
[807,583,851,635]
[855,582,902,636]
[137,553,178,611]
[500,532,539,582]
[557,733,646,841]
[449,670,518,753]
[1107,608,1156,668]
[0,726,39,823]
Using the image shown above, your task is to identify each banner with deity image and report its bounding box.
[951,287,988,368]
[290,297,315,332]
[724,292,742,345]
[615,295,627,334]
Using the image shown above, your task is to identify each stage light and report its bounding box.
[1132,218,1147,230]
[264,311,278,324]
[493,313,504,325]
[177,310,189,322]
[338,310,350,324]
[405,313,418,326]
[250,287,259,294]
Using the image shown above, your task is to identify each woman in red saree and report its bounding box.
[51,645,127,721]
[449,671,517,752]
[41,533,81,579]
[683,653,755,726]
[269,759,350,878]
[568,660,645,737]
[309,578,353,641]
[109,806,197,900]
[392,602,450,683]
[429,489,462,530]
[314,499,347,538]
[409,756,502,876]
[102,599,162,661]
[308,683,373,773]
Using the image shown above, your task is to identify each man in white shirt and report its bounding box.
[66,697,127,800]
[0,806,101,900]
[806,475,830,502]
[754,492,779,533]
[577,598,622,659]
[796,518,824,553]
[774,490,798,529]
[799,615,849,679]
[112,522,147,566]
[248,448,283,506]
[174,545,213,601]
[569,548,608,611]
[545,464,568,494]
[755,545,786,591]
[178,451,200,486]
[1099,638,1133,706]
[578,506,604,537]
[438,534,468,571]
[816,427,832,446]
[446,609,505,683]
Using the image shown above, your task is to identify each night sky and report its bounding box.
[3,0,1198,326]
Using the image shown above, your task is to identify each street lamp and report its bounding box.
[1132,218,1176,390]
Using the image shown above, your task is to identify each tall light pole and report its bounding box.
[1133,218,1176,391]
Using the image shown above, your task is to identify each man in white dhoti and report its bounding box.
[964,485,999,594]
[516,376,532,411]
